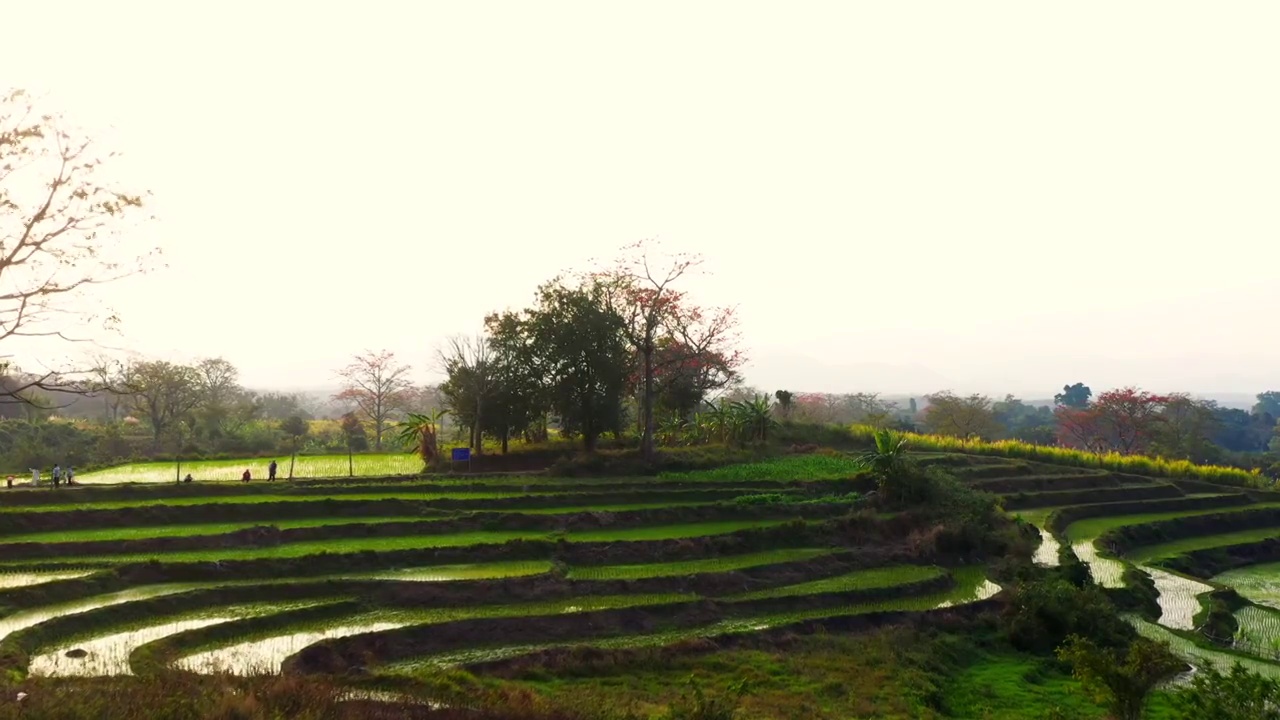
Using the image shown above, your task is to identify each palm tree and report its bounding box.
[855,428,910,494]
[396,410,448,470]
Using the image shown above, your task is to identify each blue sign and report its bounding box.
[451,447,471,462]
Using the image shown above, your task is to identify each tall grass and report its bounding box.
[849,425,1262,486]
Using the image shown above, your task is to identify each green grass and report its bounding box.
[730,564,944,601]
[0,517,433,544]
[1063,503,1280,543]
[338,560,553,582]
[1129,527,1280,564]
[658,454,865,482]
[566,549,834,580]
[940,653,1113,720]
[0,520,794,566]
[76,454,425,484]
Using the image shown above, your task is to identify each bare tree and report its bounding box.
[0,89,157,405]
[333,350,413,451]
[438,334,494,456]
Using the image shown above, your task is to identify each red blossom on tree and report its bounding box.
[1053,387,1171,455]
[593,240,743,459]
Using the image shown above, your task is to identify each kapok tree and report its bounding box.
[1054,387,1171,455]
[595,240,743,460]
[333,350,414,451]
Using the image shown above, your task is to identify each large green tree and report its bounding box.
[922,391,1002,440]
[1054,382,1093,408]
[1254,391,1280,419]
[524,277,632,452]
[119,360,203,445]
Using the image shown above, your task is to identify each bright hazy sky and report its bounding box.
[2,1,1277,397]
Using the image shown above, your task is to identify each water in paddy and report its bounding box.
[175,622,405,675]
[0,585,200,643]
[28,617,233,677]
[0,570,94,589]
[392,571,1003,671]
[1070,539,1126,588]
[1145,568,1212,631]
[1032,527,1060,567]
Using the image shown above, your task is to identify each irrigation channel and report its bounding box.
[4,452,1280,689]
[0,466,1013,686]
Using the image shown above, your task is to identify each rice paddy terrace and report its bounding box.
[993,455,1280,678]
[5,448,1277,708]
[0,459,1005,703]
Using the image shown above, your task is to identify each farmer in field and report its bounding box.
[268,460,278,481]
[241,469,251,483]
[51,464,61,488]
[66,467,75,485]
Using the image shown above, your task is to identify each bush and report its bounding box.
[1002,577,1135,653]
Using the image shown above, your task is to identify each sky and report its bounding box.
[1,1,1277,398]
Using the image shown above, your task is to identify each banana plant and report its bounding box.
[730,395,777,444]
[395,410,449,467]
[657,412,688,447]
[701,401,733,445]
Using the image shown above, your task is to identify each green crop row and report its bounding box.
[658,454,866,482]
[0,520,795,567]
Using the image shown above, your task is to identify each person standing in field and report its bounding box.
[51,465,61,488]
[66,467,75,485]
[30,468,39,487]
[242,469,251,483]
[268,460,278,482]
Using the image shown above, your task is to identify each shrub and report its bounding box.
[1002,577,1135,653]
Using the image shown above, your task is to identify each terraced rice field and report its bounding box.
[1215,563,1280,609]
[17,448,1277,695]
[0,462,1002,688]
[967,456,1280,674]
